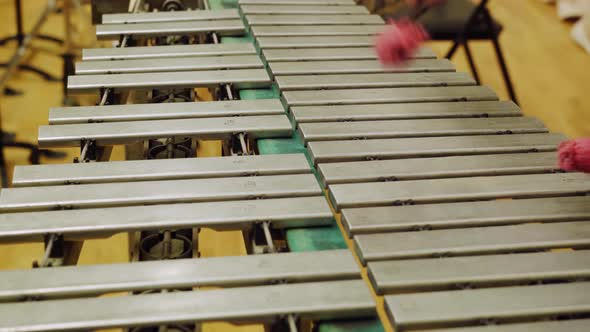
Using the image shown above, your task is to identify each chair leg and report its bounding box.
[445,41,460,59]
[462,40,481,84]
[491,35,518,104]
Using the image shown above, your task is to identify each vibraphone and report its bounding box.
[1,0,590,331]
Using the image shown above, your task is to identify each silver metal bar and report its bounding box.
[342,196,590,236]
[102,9,240,24]
[75,55,264,75]
[258,36,374,48]
[49,99,284,124]
[0,174,322,212]
[269,59,455,75]
[307,133,564,164]
[95,19,245,40]
[0,249,355,300]
[319,152,558,186]
[329,172,590,211]
[82,44,256,61]
[291,101,520,123]
[283,86,498,106]
[240,4,368,14]
[246,14,383,26]
[354,221,590,263]
[385,282,590,331]
[263,47,436,61]
[0,196,333,243]
[298,117,547,143]
[67,68,271,94]
[13,154,309,186]
[276,72,474,91]
[0,280,376,331]
[416,319,590,332]
[368,250,590,294]
[252,25,383,37]
[38,115,291,147]
[240,0,355,4]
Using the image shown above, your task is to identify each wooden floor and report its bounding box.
[0,0,588,331]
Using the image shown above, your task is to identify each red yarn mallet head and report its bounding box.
[558,138,590,173]
[375,19,429,65]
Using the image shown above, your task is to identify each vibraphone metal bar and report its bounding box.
[385,282,590,330]
[307,133,565,164]
[276,72,476,90]
[257,36,375,48]
[75,55,264,74]
[251,25,383,36]
[102,8,241,23]
[240,0,356,4]
[95,20,245,39]
[0,280,375,332]
[318,152,559,186]
[0,250,356,301]
[342,196,590,236]
[282,86,498,106]
[420,319,590,332]
[240,4,369,14]
[245,14,383,25]
[38,115,291,147]
[268,59,455,75]
[298,117,547,143]
[82,43,256,61]
[291,101,520,122]
[13,153,308,186]
[48,99,284,124]
[67,68,271,94]
[263,46,436,61]
[368,250,590,294]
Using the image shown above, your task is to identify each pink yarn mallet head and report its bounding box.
[558,138,590,173]
[375,19,429,65]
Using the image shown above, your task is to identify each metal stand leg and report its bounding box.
[445,40,460,59]
[491,35,518,104]
[463,40,481,84]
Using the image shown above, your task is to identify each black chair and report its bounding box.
[382,0,518,104]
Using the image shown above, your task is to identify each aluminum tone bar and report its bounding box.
[419,320,590,332]
[0,174,322,212]
[307,133,564,164]
[385,282,590,331]
[263,47,436,62]
[0,250,356,301]
[75,55,264,75]
[96,20,245,40]
[258,36,374,48]
[82,44,256,61]
[13,154,309,186]
[240,4,369,14]
[38,115,291,147]
[329,172,590,210]
[0,280,376,331]
[276,72,475,91]
[49,99,284,124]
[291,101,520,123]
[102,9,240,24]
[251,25,383,37]
[318,152,558,186]
[283,86,498,106]
[0,196,333,243]
[368,250,590,294]
[246,14,383,26]
[354,221,590,263]
[67,69,271,94]
[341,196,590,236]
[269,59,455,75]
[298,117,547,143]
